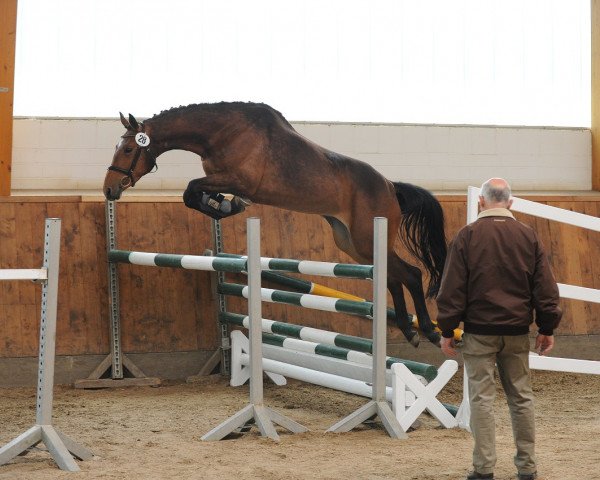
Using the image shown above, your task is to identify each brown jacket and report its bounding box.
[436,208,562,338]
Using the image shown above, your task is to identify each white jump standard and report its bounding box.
[0,219,93,472]
[201,218,309,441]
[325,218,407,437]
[225,218,429,437]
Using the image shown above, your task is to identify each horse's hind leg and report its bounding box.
[324,214,440,347]
[389,254,441,347]
[386,260,420,347]
[323,216,368,263]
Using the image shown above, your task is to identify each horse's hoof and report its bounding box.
[219,199,232,214]
[403,329,420,348]
[231,196,248,214]
[425,330,442,347]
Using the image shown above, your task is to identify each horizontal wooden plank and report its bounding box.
[1,195,599,359]
[0,196,84,203]
[80,195,183,203]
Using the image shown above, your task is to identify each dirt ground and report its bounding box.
[0,370,599,480]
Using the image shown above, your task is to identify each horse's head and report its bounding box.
[103,113,157,200]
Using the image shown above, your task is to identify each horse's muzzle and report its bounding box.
[104,185,122,201]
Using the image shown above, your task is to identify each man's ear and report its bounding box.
[507,198,514,209]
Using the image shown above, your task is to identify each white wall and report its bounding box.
[14,1,591,127]
[11,118,591,193]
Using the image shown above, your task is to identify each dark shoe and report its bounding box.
[466,471,494,480]
[517,473,537,480]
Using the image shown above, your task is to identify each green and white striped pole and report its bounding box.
[108,249,247,273]
[217,253,367,301]
[218,282,373,317]
[221,312,438,382]
[216,252,373,279]
[217,254,463,342]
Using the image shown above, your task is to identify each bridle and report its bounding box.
[108,123,158,188]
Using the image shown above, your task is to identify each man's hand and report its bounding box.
[535,333,554,356]
[440,337,458,357]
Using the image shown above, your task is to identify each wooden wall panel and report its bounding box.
[0,0,17,196]
[504,200,600,335]
[0,195,599,359]
[593,0,600,190]
[0,202,17,355]
[113,201,215,353]
[78,202,109,353]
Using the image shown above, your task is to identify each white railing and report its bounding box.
[468,186,600,304]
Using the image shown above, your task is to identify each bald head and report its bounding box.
[479,178,512,210]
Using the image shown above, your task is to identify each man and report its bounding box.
[436,178,562,480]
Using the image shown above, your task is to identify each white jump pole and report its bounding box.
[327,217,408,439]
[0,218,93,471]
[229,329,420,403]
[201,217,308,441]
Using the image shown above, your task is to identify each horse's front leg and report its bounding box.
[388,254,441,347]
[183,178,250,220]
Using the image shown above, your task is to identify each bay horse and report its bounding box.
[103,102,446,347]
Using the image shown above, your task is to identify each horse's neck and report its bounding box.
[147,110,239,158]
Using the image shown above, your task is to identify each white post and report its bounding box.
[372,217,387,403]
[36,218,61,425]
[0,218,93,471]
[327,217,407,438]
[467,186,480,224]
[457,187,479,431]
[247,218,264,406]
[201,217,307,441]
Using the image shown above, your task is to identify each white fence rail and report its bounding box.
[468,186,600,304]
[0,269,47,281]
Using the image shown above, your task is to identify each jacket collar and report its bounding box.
[478,207,515,219]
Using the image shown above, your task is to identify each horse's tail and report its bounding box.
[393,182,447,298]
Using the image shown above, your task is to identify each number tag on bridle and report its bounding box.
[135,132,151,147]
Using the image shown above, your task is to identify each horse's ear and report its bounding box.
[128,114,140,131]
[119,112,131,129]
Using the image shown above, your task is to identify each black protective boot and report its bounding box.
[183,188,247,220]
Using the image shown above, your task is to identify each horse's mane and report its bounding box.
[150,102,293,128]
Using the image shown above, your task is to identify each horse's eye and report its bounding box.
[124,147,133,154]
